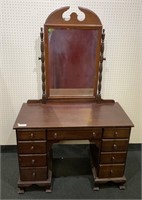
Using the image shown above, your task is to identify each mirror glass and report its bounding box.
[48,28,99,96]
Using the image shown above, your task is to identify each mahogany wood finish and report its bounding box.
[97,29,106,102]
[39,28,46,103]
[101,139,129,152]
[47,128,102,140]
[20,167,47,181]
[103,128,130,139]
[19,154,47,167]
[13,6,134,193]
[43,6,103,101]
[100,152,127,164]
[17,129,46,141]
[14,102,133,192]
[18,141,46,154]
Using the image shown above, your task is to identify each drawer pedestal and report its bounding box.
[91,127,131,190]
[16,129,52,193]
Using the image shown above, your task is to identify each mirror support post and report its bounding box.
[39,28,46,103]
[97,29,106,103]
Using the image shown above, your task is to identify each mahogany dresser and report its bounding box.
[13,6,134,193]
[13,102,133,193]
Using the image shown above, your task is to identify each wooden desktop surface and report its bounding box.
[13,102,134,129]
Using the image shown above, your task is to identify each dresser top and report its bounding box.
[13,102,134,129]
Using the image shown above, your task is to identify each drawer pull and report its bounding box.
[110,169,113,175]
[113,144,117,150]
[93,132,96,138]
[32,172,36,177]
[30,133,34,138]
[111,156,115,161]
[114,131,118,137]
[32,159,35,164]
[54,133,57,138]
[31,146,34,151]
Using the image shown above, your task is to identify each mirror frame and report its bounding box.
[42,6,104,103]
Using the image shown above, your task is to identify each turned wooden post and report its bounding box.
[97,29,106,103]
[39,27,46,103]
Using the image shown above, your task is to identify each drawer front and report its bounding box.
[101,139,128,152]
[20,167,47,181]
[103,128,130,139]
[17,130,46,141]
[19,154,47,167]
[47,128,102,140]
[18,141,46,154]
[100,152,127,164]
[98,164,125,178]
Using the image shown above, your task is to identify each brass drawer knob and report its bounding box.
[113,144,117,150]
[111,156,115,161]
[93,132,96,138]
[30,133,34,138]
[114,131,118,137]
[32,159,35,164]
[32,172,36,177]
[31,146,34,151]
[54,133,57,138]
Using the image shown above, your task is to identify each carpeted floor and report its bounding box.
[1,144,141,199]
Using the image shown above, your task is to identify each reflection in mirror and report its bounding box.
[48,28,98,96]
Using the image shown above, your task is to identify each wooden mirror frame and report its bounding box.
[39,7,106,103]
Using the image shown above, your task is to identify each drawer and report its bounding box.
[47,128,102,140]
[100,152,127,164]
[17,129,46,141]
[20,167,47,181]
[101,139,129,152]
[19,154,47,167]
[18,141,46,154]
[98,164,125,178]
[103,128,130,139]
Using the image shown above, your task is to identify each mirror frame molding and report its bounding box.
[40,7,105,103]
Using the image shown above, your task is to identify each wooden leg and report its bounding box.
[119,183,125,190]
[18,187,25,194]
[45,187,52,193]
[93,184,100,191]
[45,184,52,193]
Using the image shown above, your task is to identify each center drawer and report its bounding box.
[47,128,102,140]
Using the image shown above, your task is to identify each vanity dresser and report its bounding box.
[13,7,134,193]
